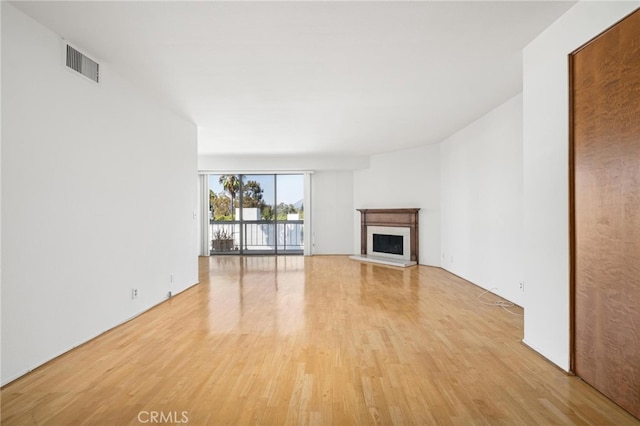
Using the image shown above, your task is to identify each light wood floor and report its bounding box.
[2,256,638,425]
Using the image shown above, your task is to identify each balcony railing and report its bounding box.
[210,220,303,253]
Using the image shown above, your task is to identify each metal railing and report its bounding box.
[210,220,303,253]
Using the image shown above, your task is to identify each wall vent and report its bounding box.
[65,43,99,83]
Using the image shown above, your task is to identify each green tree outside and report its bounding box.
[218,175,240,219]
[211,176,303,221]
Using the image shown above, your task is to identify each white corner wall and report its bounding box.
[440,94,523,306]
[353,144,441,266]
[1,3,199,385]
[522,1,639,371]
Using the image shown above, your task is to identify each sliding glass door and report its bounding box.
[208,173,304,255]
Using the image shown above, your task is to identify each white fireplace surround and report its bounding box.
[367,226,411,261]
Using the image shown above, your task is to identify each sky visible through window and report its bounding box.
[209,174,303,207]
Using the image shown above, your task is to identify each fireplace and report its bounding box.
[351,208,419,267]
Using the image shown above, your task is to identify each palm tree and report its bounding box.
[218,175,240,219]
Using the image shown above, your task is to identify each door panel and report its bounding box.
[241,174,276,254]
[571,9,640,418]
[276,174,304,253]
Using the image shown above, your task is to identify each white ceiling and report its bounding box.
[12,1,576,157]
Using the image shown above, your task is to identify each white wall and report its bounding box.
[1,3,199,384]
[440,94,523,306]
[353,144,441,266]
[522,1,639,371]
[311,171,354,254]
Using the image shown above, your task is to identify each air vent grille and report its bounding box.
[65,44,99,83]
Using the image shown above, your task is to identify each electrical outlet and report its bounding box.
[170,273,174,283]
[519,282,524,291]
[131,288,138,299]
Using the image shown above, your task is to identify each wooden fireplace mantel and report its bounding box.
[357,208,420,262]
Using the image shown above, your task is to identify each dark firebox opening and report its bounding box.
[372,234,403,255]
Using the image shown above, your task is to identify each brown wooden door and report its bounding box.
[571,9,640,419]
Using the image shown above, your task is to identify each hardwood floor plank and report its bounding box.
[2,255,638,425]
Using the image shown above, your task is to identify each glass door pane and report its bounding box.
[241,174,275,254]
[209,174,240,254]
[276,174,304,253]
